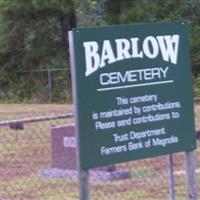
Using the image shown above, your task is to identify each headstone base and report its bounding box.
[39,168,131,181]
[45,124,131,181]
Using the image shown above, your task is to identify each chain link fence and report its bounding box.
[1,69,71,103]
[1,103,200,200]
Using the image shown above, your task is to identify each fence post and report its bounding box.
[167,154,175,200]
[185,151,197,200]
[47,69,52,101]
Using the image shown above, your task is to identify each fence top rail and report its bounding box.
[0,97,200,127]
[16,68,70,73]
[0,113,74,127]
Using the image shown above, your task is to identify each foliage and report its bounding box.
[104,0,200,95]
[0,0,106,103]
[194,75,200,96]
[75,0,105,26]
[0,0,200,102]
[0,0,76,102]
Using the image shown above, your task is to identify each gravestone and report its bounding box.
[51,124,77,169]
[51,124,116,172]
[40,124,130,181]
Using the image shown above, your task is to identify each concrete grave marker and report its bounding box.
[51,124,76,169]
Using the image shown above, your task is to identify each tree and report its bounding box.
[104,0,200,78]
[0,0,77,102]
[2,0,199,101]
[0,0,106,102]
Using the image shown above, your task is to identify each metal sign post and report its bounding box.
[167,154,175,200]
[69,31,91,200]
[185,151,197,200]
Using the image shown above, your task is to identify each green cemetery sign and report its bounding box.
[69,21,196,170]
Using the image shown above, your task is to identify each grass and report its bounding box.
[2,176,79,200]
[1,104,200,200]
[130,167,157,179]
